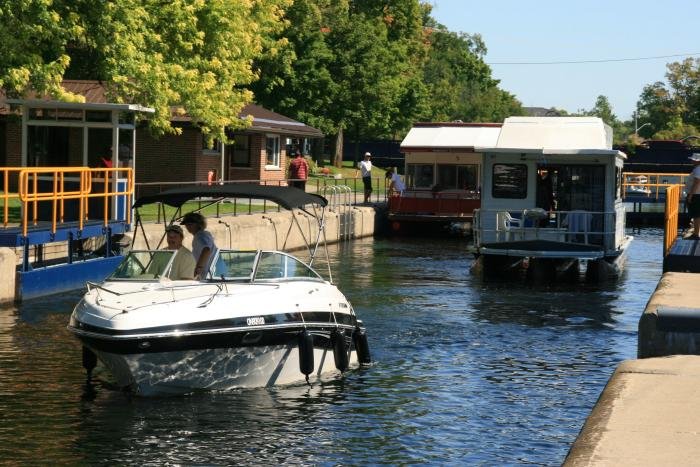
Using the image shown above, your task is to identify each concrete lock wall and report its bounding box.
[638,272,700,358]
[0,206,377,304]
[131,206,377,252]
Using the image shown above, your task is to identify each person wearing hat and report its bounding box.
[146,224,196,280]
[356,152,373,203]
[181,212,218,278]
[686,153,700,239]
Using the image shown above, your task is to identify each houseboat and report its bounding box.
[471,117,632,282]
[390,123,501,233]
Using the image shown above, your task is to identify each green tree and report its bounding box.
[253,0,429,166]
[420,25,522,123]
[0,0,290,141]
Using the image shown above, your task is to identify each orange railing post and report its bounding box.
[664,185,680,256]
[13,167,133,237]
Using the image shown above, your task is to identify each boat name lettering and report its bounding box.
[246,317,265,326]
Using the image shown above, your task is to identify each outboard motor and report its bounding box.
[331,329,349,372]
[298,329,315,383]
[352,325,371,365]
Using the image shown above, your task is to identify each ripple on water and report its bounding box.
[0,231,662,465]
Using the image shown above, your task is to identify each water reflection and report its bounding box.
[0,230,663,465]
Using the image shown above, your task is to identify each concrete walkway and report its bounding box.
[564,355,700,466]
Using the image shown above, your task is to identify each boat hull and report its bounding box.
[73,323,363,395]
[88,343,359,395]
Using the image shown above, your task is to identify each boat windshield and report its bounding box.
[211,250,322,281]
[109,250,176,280]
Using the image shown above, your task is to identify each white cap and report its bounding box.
[364,152,371,157]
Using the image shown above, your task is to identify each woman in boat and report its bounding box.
[181,212,218,279]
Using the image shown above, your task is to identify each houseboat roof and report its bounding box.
[400,122,502,151]
[478,116,624,157]
[497,116,612,148]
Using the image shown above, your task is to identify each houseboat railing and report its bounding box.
[473,208,620,249]
[0,167,133,236]
[664,185,681,256]
[387,190,480,216]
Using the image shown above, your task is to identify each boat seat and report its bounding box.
[496,211,522,241]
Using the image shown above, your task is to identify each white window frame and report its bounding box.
[265,134,281,168]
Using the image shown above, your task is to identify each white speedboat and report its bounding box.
[68,185,370,395]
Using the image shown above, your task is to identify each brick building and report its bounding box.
[0,80,323,193]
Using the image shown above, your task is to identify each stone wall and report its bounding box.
[0,206,378,303]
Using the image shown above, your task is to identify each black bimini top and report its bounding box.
[133,184,328,210]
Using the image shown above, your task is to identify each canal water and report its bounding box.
[0,229,662,465]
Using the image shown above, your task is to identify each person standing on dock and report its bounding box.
[357,152,373,203]
[288,150,309,191]
[686,153,700,239]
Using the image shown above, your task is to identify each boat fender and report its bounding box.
[331,329,349,372]
[352,327,371,365]
[298,329,315,383]
[82,346,97,380]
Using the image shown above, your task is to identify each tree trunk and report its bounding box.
[333,125,344,168]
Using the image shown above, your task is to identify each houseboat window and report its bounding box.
[555,165,605,213]
[406,164,434,188]
[492,164,527,198]
[231,134,250,167]
[266,135,280,167]
[437,164,478,190]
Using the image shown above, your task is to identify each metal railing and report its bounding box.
[621,171,689,201]
[321,185,354,240]
[0,167,133,236]
[664,185,681,256]
[135,176,389,223]
[473,208,622,251]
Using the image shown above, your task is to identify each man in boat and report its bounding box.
[145,225,197,280]
[164,224,197,280]
[181,212,218,279]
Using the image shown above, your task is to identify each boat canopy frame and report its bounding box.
[130,184,336,281]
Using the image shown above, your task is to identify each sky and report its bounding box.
[429,0,700,121]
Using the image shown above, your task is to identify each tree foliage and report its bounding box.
[635,58,700,140]
[0,0,290,141]
[420,25,522,123]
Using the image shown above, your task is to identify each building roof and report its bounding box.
[1,80,323,137]
[400,122,502,150]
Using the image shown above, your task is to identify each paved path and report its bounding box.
[565,355,700,466]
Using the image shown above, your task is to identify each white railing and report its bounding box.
[473,208,621,251]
